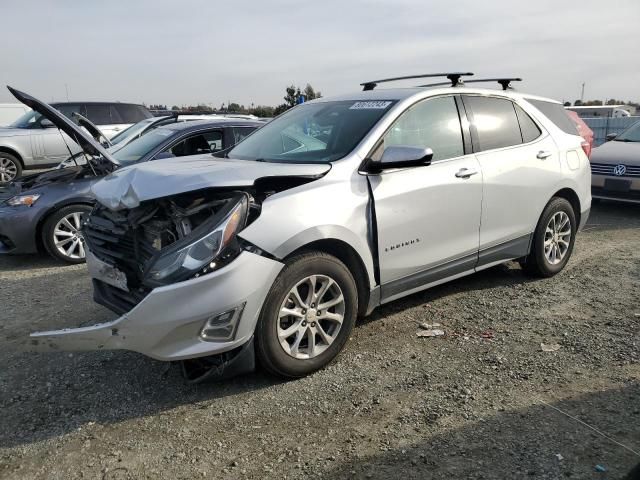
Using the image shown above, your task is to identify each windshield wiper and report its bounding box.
[614,138,636,142]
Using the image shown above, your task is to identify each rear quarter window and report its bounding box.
[527,99,578,135]
[514,104,542,143]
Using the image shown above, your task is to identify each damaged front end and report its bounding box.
[31,187,286,382]
[85,189,256,314]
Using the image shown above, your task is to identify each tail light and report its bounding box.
[581,140,592,159]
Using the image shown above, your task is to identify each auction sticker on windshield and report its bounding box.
[350,101,393,109]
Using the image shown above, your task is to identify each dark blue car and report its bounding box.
[0,106,261,263]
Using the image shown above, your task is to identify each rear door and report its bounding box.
[368,95,483,301]
[462,95,560,266]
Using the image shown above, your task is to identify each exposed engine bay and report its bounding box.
[9,156,114,192]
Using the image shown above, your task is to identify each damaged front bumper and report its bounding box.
[29,251,283,361]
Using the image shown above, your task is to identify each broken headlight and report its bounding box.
[145,195,248,285]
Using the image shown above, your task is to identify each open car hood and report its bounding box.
[91,156,332,210]
[7,86,120,165]
[72,112,112,147]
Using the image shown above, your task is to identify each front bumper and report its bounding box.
[29,251,284,361]
[0,205,40,254]
[591,174,640,204]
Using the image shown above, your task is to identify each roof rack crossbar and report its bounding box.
[360,72,473,91]
[419,77,523,90]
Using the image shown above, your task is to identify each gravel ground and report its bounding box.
[0,201,639,480]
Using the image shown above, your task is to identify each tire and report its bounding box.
[255,252,358,378]
[522,197,576,278]
[0,152,22,184]
[42,204,93,264]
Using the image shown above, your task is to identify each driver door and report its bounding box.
[367,95,483,301]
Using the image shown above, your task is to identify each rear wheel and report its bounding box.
[255,252,358,378]
[42,205,93,264]
[522,197,576,277]
[0,153,21,183]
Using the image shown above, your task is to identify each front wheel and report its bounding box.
[42,204,93,264]
[0,153,22,183]
[522,197,576,277]
[255,252,358,378]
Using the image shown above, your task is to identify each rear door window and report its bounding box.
[84,104,112,125]
[464,96,523,151]
[114,104,150,124]
[527,99,578,135]
[168,130,223,156]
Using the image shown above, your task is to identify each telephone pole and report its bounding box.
[580,82,585,103]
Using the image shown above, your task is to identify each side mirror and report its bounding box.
[605,133,618,141]
[154,151,176,160]
[40,119,55,128]
[362,146,433,173]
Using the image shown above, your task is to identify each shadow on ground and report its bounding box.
[324,383,640,480]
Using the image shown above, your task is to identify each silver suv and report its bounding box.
[0,101,152,183]
[24,74,591,381]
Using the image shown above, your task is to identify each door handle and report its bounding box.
[536,150,552,160]
[455,167,479,179]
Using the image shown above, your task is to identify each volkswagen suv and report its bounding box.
[22,74,591,382]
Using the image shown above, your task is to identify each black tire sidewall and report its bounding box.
[42,204,93,264]
[256,253,358,378]
[530,197,576,277]
[0,153,22,184]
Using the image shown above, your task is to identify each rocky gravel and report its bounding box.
[0,201,639,479]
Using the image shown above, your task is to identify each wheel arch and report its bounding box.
[551,187,581,228]
[35,199,94,252]
[0,146,24,167]
[284,238,372,318]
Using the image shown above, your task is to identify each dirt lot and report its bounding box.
[0,202,639,480]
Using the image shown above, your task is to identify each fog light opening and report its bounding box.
[199,303,245,342]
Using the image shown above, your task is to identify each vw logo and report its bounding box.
[613,164,627,176]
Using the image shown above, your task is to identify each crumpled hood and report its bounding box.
[91,155,332,210]
[591,140,640,165]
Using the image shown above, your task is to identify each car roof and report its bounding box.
[311,87,562,105]
[155,118,263,132]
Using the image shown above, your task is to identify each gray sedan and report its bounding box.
[0,101,260,263]
[590,120,640,203]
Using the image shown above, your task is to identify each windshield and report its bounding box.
[111,127,176,164]
[227,100,396,163]
[9,110,42,128]
[616,121,640,142]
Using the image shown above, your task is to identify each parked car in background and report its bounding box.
[0,103,30,126]
[566,110,594,158]
[0,101,152,183]
[24,75,591,383]
[58,113,224,169]
[0,88,261,263]
[590,120,640,203]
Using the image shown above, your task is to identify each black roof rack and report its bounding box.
[419,77,522,91]
[360,72,474,91]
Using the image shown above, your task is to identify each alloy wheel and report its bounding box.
[53,212,87,260]
[544,211,571,265]
[0,157,18,183]
[277,274,345,360]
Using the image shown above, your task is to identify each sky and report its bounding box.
[1,0,639,108]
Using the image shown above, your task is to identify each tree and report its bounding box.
[228,102,242,112]
[303,84,321,100]
[563,102,571,107]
